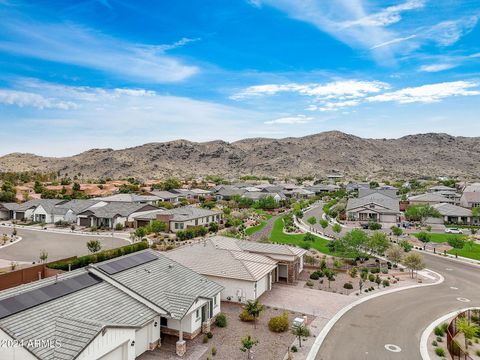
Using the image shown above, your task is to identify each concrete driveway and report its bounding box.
[0,226,129,263]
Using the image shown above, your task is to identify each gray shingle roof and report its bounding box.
[150,190,179,200]
[209,236,307,257]
[347,192,400,213]
[97,194,159,202]
[79,202,157,218]
[160,206,222,221]
[408,193,454,203]
[92,249,223,320]
[52,200,101,215]
[432,203,472,217]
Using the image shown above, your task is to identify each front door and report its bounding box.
[201,304,208,323]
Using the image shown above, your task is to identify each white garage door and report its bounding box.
[135,325,150,357]
[99,342,127,360]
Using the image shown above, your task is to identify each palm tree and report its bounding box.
[292,324,310,347]
[240,335,258,360]
[243,300,264,329]
[457,317,480,350]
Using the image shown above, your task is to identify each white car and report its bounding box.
[445,228,463,234]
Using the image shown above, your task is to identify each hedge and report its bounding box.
[47,241,149,271]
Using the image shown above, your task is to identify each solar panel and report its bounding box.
[97,251,158,275]
[0,273,102,319]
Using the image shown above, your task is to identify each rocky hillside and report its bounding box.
[1,131,479,179]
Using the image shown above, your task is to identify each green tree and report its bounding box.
[240,335,258,360]
[134,227,147,241]
[307,216,316,226]
[303,233,316,242]
[72,182,81,191]
[149,220,167,234]
[209,222,219,233]
[456,318,480,350]
[319,219,328,230]
[243,300,264,329]
[472,207,480,217]
[399,239,413,252]
[338,229,368,258]
[402,252,425,278]
[86,239,102,253]
[34,180,44,194]
[417,231,431,250]
[39,249,48,263]
[348,267,358,278]
[405,205,441,225]
[447,236,465,258]
[155,178,181,191]
[367,232,390,255]
[390,226,403,237]
[332,223,342,237]
[292,324,310,348]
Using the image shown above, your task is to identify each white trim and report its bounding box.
[306,269,444,360]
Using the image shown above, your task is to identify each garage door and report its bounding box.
[79,217,90,227]
[135,325,150,357]
[99,342,127,360]
[15,212,25,220]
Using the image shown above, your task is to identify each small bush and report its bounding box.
[239,309,255,322]
[215,313,227,328]
[440,323,448,333]
[475,350,480,357]
[291,345,298,353]
[370,267,380,274]
[203,335,209,343]
[434,347,445,357]
[310,272,320,280]
[436,336,443,342]
[207,331,213,339]
[434,326,444,337]
[368,274,375,282]
[343,283,353,289]
[431,340,437,346]
[382,280,390,287]
[115,223,124,231]
[212,346,217,356]
[268,312,289,333]
[306,280,314,287]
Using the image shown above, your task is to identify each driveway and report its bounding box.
[0,227,129,263]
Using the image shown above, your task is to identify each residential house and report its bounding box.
[0,250,223,359]
[96,193,160,205]
[150,190,179,204]
[358,188,397,199]
[345,183,370,192]
[243,191,286,202]
[77,202,158,228]
[346,191,400,223]
[408,193,456,206]
[214,186,246,200]
[0,200,65,222]
[50,199,103,224]
[132,206,223,232]
[460,185,480,209]
[428,203,478,226]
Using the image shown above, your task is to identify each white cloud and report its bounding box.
[418,63,456,72]
[0,89,78,109]
[368,81,480,104]
[370,35,416,49]
[232,80,389,100]
[426,16,479,46]
[264,115,312,124]
[342,0,425,28]
[317,100,360,111]
[0,21,198,83]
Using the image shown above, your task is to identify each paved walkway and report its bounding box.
[250,214,282,242]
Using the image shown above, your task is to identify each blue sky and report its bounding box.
[0,0,479,156]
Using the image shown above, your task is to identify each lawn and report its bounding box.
[413,233,480,261]
[245,220,268,236]
[413,232,466,244]
[269,216,345,256]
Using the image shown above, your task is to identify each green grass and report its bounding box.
[413,233,480,260]
[413,232,466,244]
[253,209,273,220]
[269,216,348,257]
[245,221,268,236]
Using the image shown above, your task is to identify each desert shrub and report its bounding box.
[382,280,390,287]
[215,313,227,328]
[436,336,443,342]
[476,350,480,357]
[239,309,255,322]
[440,323,448,332]
[115,223,124,231]
[212,346,217,356]
[207,331,213,339]
[432,340,437,346]
[434,347,445,357]
[310,272,320,280]
[434,326,444,337]
[291,345,298,353]
[368,274,375,282]
[306,280,314,287]
[343,283,353,289]
[370,267,380,274]
[268,312,289,333]
[203,335,209,343]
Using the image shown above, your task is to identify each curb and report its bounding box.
[419,307,480,360]
[305,269,445,360]
[0,236,22,249]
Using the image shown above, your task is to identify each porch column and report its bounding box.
[176,319,186,357]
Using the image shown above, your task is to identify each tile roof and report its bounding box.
[79,202,157,218]
[408,193,454,203]
[165,241,277,282]
[209,236,307,257]
[346,192,400,213]
[150,190,179,199]
[52,200,101,215]
[160,206,222,221]
[97,194,159,202]
[432,203,472,217]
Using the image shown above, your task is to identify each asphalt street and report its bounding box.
[0,227,129,263]
[316,252,480,360]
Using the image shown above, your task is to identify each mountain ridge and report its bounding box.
[1,132,479,179]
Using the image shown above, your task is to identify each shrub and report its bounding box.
[436,336,442,342]
[268,312,289,333]
[291,345,298,353]
[368,274,375,282]
[476,350,480,357]
[207,331,213,339]
[306,280,314,287]
[203,335,209,344]
[115,223,124,231]
[91,225,98,232]
[211,346,217,356]
[343,283,353,289]
[431,340,437,346]
[434,326,444,337]
[370,267,380,274]
[310,272,320,280]
[215,313,227,328]
[434,347,445,357]
[239,309,255,322]
[382,280,390,287]
[440,323,448,333]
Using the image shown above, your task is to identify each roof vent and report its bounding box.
[168,264,174,269]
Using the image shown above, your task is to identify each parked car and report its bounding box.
[445,228,463,234]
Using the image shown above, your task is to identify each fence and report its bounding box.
[447,308,480,360]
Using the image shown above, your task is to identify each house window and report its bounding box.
[214,296,218,307]
[175,223,184,230]
[195,219,198,226]
[369,204,375,208]
[160,317,168,327]
[196,309,200,319]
